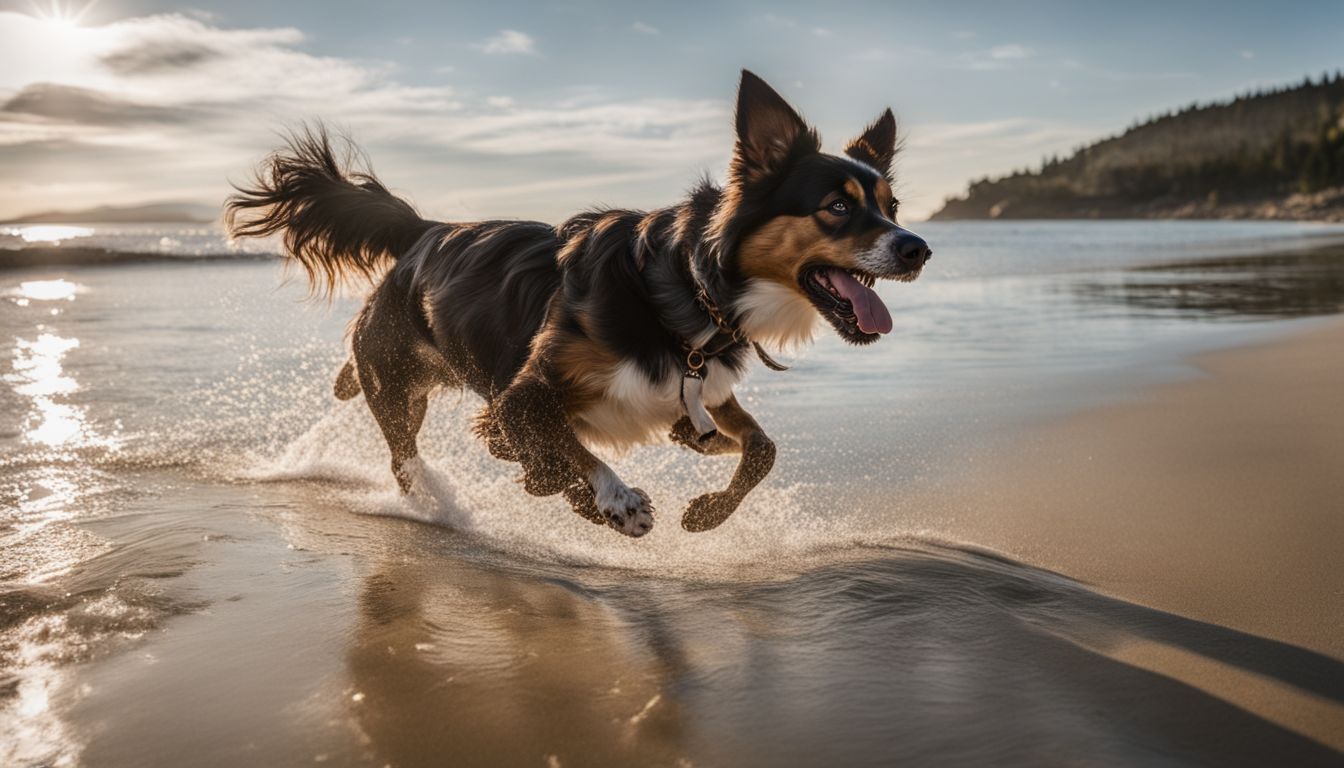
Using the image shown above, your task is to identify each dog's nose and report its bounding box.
[894,231,931,267]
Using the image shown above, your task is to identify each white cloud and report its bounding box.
[1239,49,1256,60]
[960,44,1037,71]
[0,12,734,221]
[472,29,537,56]
[989,44,1034,60]
[812,27,833,37]
[631,21,659,35]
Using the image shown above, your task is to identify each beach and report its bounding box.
[929,318,1344,754]
[3,220,1344,766]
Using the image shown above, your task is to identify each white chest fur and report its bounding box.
[573,358,743,451]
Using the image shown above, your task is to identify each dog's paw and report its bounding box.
[682,491,740,532]
[595,483,655,538]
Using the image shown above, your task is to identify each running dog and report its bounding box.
[226,71,930,537]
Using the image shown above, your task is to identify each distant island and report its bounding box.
[0,201,218,225]
[932,73,1344,222]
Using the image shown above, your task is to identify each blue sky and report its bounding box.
[1,0,1342,221]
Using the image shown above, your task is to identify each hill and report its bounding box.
[932,73,1344,221]
[0,201,217,225]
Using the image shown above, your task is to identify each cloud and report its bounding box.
[2,83,185,125]
[989,44,1034,60]
[631,21,659,35]
[812,27,833,38]
[960,44,1036,71]
[472,29,537,56]
[1239,50,1256,60]
[101,40,221,74]
[0,12,733,221]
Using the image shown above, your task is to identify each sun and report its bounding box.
[27,0,99,29]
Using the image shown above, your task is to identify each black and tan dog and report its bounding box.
[226,71,930,537]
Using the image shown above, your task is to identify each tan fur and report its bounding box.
[737,214,887,289]
[874,178,895,218]
[843,178,866,207]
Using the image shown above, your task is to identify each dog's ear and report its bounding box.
[732,70,819,183]
[844,108,899,178]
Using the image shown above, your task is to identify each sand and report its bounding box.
[928,317,1344,751]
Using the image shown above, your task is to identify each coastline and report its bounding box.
[930,188,1344,223]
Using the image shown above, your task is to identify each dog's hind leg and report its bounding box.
[681,395,776,532]
[351,283,442,493]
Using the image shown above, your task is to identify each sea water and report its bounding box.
[3,220,1343,766]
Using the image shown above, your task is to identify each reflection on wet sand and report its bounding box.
[347,552,690,766]
[327,513,1344,767]
[1072,247,1344,319]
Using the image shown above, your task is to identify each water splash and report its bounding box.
[241,394,908,578]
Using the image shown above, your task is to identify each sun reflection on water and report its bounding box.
[7,334,94,448]
[4,282,117,454]
[15,279,80,301]
[3,225,94,245]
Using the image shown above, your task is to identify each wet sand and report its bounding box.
[928,317,1344,752]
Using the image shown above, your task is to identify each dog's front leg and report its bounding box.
[682,395,776,532]
[494,372,655,538]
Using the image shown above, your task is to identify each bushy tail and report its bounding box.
[225,124,432,297]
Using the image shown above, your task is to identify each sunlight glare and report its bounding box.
[28,0,98,28]
[15,279,81,301]
[7,226,95,245]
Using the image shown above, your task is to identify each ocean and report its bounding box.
[3,219,1344,766]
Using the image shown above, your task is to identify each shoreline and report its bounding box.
[915,316,1344,748]
[0,246,277,270]
[935,315,1344,654]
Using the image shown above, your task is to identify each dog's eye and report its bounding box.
[827,200,851,216]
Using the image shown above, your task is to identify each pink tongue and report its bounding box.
[827,269,893,334]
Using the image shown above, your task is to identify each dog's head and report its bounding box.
[711,71,930,347]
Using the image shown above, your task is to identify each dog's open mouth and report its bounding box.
[801,266,893,344]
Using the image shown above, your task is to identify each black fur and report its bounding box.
[226,126,432,296]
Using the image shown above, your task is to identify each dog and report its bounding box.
[225,70,930,537]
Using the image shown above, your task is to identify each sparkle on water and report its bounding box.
[5,226,95,245]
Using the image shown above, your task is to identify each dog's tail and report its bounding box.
[225,124,433,297]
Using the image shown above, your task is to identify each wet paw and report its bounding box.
[596,484,655,538]
[682,491,740,532]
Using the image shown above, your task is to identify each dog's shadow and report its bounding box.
[328,516,1343,767]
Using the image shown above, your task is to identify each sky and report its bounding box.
[1,1,1342,223]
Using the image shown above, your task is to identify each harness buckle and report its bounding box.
[686,348,706,372]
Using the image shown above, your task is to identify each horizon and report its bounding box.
[2,1,1343,223]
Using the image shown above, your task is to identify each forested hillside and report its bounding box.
[932,73,1344,221]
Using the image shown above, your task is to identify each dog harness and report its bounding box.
[679,284,789,441]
